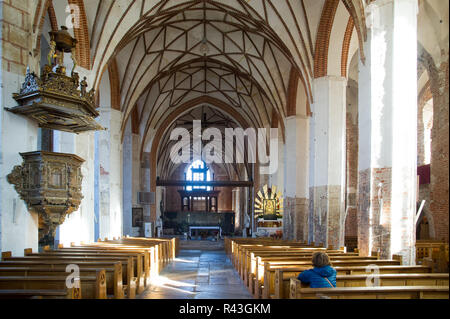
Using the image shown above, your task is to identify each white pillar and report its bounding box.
[97,108,123,240]
[358,0,418,264]
[141,152,152,235]
[56,131,96,246]
[284,115,310,241]
[310,76,347,248]
[123,121,133,236]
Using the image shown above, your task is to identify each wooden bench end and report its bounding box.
[1,251,12,260]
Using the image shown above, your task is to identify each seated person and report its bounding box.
[298,252,337,288]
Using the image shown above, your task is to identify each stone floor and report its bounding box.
[138,240,253,299]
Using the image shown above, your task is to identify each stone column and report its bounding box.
[428,52,449,242]
[284,115,310,241]
[309,76,347,248]
[123,121,133,236]
[270,131,285,204]
[97,108,123,240]
[358,0,418,264]
[232,188,241,230]
[54,130,96,246]
[141,152,152,233]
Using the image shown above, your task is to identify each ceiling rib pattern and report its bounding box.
[115,1,300,136]
[133,59,272,141]
[158,106,242,180]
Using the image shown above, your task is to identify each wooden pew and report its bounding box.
[0,270,106,299]
[234,244,323,270]
[249,254,376,290]
[243,251,357,289]
[253,259,401,298]
[238,247,339,280]
[27,249,147,293]
[0,287,81,299]
[54,247,152,287]
[0,237,178,299]
[230,240,318,267]
[335,273,448,287]
[0,253,136,298]
[290,278,449,299]
[76,240,165,277]
[271,265,433,299]
[79,243,162,281]
[421,243,449,273]
[416,240,447,264]
[108,237,176,267]
[0,262,124,299]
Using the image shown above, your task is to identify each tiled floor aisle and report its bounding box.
[138,243,254,299]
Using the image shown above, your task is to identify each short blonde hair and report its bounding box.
[312,252,331,268]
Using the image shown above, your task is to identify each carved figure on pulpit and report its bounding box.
[80,77,88,96]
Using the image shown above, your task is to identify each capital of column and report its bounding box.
[285,114,309,121]
[366,0,418,30]
[313,75,347,84]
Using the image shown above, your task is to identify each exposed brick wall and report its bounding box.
[287,68,299,116]
[345,112,358,238]
[417,82,433,166]
[345,207,358,237]
[428,54,449,242]
[314,0,339,78]
[131,107,140,134]
[47,2,57,32]
[1,0,32,74]
[341,17,354,78]
[107,58,121,110]
[283,197,309,241]
[164,163,233,212]
[358,167,393,258]
[165,165,185,212]
[357,168,370,256]
[67,0,91,70]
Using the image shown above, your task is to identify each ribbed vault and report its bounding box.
[114,1,301,140]
[158,105,247,181]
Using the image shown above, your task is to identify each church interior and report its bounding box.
[0,0,448,300]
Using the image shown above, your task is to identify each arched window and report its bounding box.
[186,160,211,191]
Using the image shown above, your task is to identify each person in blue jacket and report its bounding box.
[298,252,337,288]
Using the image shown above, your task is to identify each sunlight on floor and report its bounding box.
[173,258,198,263]
[151,275,198,288]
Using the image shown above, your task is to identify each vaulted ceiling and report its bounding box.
[34,0,367,177]
[158,105,245,180]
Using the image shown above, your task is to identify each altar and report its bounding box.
[254,184,284,238]
[189,226,222,239]
[178,189,220,212]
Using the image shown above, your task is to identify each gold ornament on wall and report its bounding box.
[254,184,283,220]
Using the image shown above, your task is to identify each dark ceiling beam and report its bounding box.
[156,179,253,187]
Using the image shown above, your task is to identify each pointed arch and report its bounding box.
[341,17,355,77]
[314,0,340,78]
[67,0,91,69]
